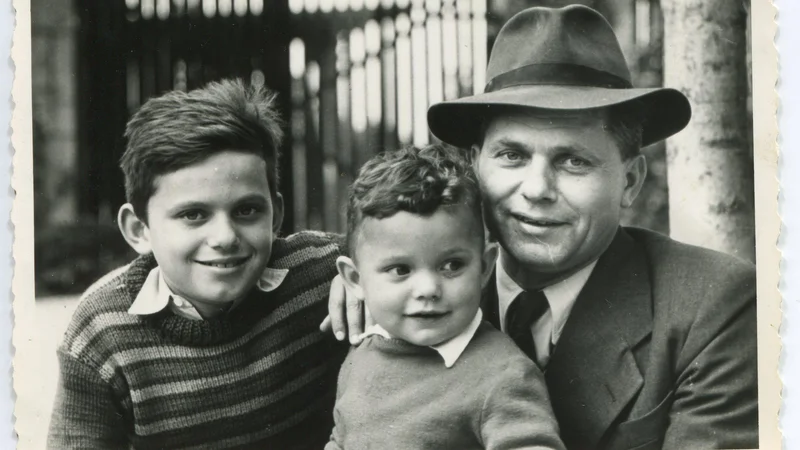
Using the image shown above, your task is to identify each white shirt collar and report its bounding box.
[359,309,484,368]
[496,255,598,345]
[128,266,289,320]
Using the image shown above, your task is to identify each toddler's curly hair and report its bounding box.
[345,144,482,255]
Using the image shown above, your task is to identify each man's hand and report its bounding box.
[320,274,372,344]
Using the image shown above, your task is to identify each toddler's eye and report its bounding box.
[387,265,411,277]
[442,260,465,273]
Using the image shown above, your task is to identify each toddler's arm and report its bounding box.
[47,350,128,449]
[480,360,565,450]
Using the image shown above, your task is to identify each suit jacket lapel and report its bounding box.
[544,228,653,449]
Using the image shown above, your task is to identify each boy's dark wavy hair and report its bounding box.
[345,144,483,255]
[120,78,284,222]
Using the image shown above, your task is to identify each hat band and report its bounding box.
[485,63,633,92]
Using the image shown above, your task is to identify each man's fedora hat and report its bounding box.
[427,5,691,148]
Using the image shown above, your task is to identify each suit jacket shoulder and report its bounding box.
[625,227,756,364]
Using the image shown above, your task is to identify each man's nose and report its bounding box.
[412,271,442,300]
[206,216,240,250]
[519,158,557,202]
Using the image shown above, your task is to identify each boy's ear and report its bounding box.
[480,243,499,288]
[335,256,365,300]
[272,193,285,234]
[118,203,153,255]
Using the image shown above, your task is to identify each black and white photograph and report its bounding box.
[10,0,780,448]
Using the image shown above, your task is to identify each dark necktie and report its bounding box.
[505,290,550,364]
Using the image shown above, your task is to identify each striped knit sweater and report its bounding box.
[47,231,348,449]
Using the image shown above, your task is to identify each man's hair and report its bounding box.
[120,79,284,221]
[604,101,645,160]
[345,144,483,255]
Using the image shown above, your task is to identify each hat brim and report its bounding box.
[427,85,691,148]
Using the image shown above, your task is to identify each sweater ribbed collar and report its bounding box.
[122,253,283,346]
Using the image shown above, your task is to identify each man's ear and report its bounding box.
[118,203,152,255]
[621,154,648,209]
[336,256,365,300]
[470,144,481,169]
[271,192,285,234]
[480,242,499,288]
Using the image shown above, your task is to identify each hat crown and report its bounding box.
[487,5,631,89]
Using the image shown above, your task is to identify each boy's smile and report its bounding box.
[136,150,281,318]
[345,205,493,347]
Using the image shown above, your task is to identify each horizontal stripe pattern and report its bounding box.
[49,231,348,449]
[130,332,324,403]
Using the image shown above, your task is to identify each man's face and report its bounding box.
[473,110,644,284]
[143,150,282,316]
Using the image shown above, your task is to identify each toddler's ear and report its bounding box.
[481,243,499,288]
[118,204,153,255]
[335,256,365,300]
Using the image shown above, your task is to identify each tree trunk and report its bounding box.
[661,0,755,262]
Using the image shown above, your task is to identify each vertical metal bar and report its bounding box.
[380,16,397,151]
[410,0,428,146]
[335,31,354,228]
[318,33,343,232]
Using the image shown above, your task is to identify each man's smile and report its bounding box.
[510,213,568,228]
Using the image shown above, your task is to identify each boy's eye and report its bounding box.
[179,210,206,222]
[235,205,263,218]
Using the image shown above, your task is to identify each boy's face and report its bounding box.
[345,205,495,347]
[139,150,281,316]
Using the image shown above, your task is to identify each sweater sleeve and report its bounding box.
[47,350,129,449]
[479,359,565,450]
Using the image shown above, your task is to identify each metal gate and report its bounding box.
[77,0,487,233]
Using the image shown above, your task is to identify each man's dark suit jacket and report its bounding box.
[482,227,757,450]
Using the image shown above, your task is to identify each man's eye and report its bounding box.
[498,151,523,162]
[563,156,588,167]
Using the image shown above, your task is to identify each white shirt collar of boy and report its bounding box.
[127,266,289,320]
[358,309,484,368]
[496,254,598,366]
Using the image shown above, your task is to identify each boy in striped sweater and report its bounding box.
[327,145,565,449]
[48,79,347,449]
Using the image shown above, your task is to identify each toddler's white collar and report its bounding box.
[359,309,484,368]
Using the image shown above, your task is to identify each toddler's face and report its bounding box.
[353,205,491,346]
[143,150,281,316]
